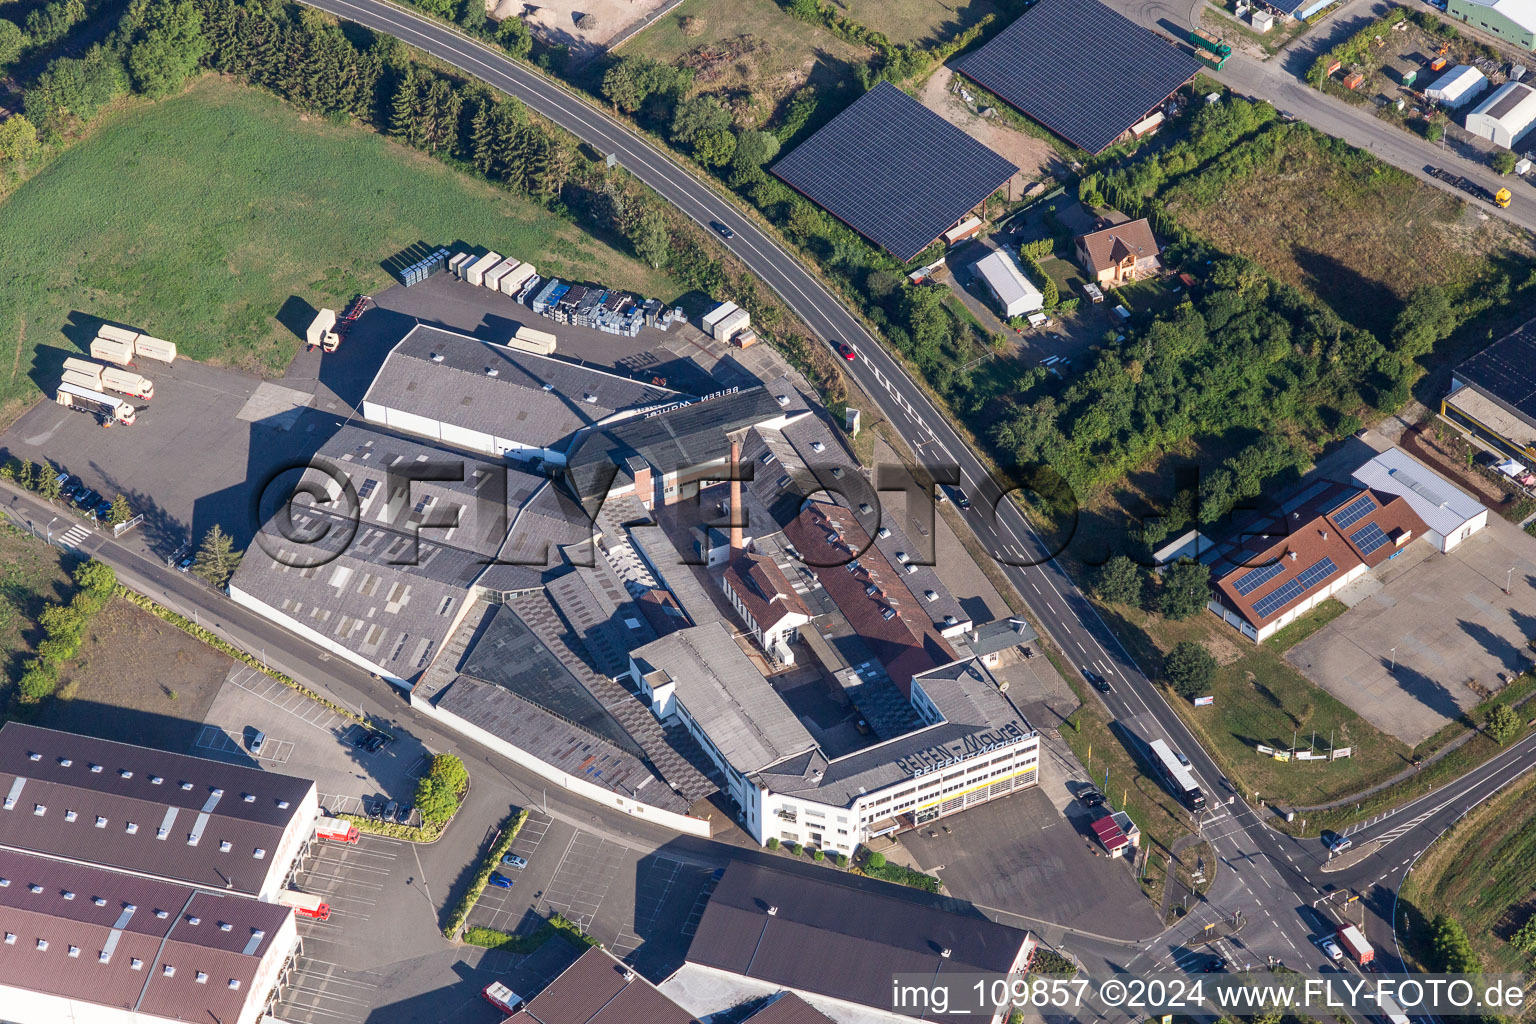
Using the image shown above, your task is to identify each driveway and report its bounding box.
[1287,516,1536,745]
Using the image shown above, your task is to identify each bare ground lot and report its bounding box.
[490,0,673,60]
[40,596,233,751]
[918,68,1069,189]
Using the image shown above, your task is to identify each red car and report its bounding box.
[834,341,857,361]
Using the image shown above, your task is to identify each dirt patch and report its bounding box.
[40,598,234,753]
[918,67,1069,189]
[1400,421,1526,517]
[489,0,674,59]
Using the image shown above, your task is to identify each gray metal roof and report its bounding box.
[687,860,1031,1012]
[0,847,290,1021]
[0,723,314,895]
[1350,448,1485,539]
[632,624,818,776]
[231,425,571,682]
[364,325,684,453]
[564,387,794,505]
[959,617,1039,657]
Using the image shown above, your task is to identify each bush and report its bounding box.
[1093,554,1142,605]
[865,850,885,869]
[1493,149,1517,175]
[813,848,825,861]
[1159,560,1211,620]
[1486,703,1519,745]
[785,841,802,855]
[443,809,529,939]
[766,837,780,850]
[835,853,848,867]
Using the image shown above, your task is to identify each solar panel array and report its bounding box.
[1331,494,1376,528]
[954,0,1203,154]
[1233,560,1285,596]
[1454,320,1536,426]
[769,81,1020,262]
[1350,522,1390,556]
[1252,579,1304,620]
[1295,557,1339,591]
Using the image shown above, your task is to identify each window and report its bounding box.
[58,758,72,767]
[67,945,80,958]
[119,770,132,779]
[195,972,208,984]
[33,804,45,816]
[99,951,111,963]
[130,959,143,970]
[149,776,163,785]
[243,794,256,803]
[64,810,77,822]
[89,764,102,773]
[163,965,175,977]
[219,841,232,852]
[253,848,267,860]
[125,823,138,835]
[62,891,74,901]
[228,980,242,991]
[95,816,107,828]
[180,781,193,790]
[36,939,48,951]
[2,933,13,945]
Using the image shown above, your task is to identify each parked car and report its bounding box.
[383,800,398,820]
[177,555,195,573]
[487,873,514,890]
[395,805,411,824]
[365,733,388,753]
[369,800,385,817]
[500,853,528,870]
[73,489,100,511]
[93,498,113,521]
[249,731,266,756]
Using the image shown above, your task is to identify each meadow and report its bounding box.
[0,75,677,422]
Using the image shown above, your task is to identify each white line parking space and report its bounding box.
[537,830,624,932]
[611,856,685,957]
[226,665,354,736]
[193,724,294,766]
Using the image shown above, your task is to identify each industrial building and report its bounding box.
[662,861,1035,1024]
[1466,81,1536,147]
[0,723,319,899]
[229,424,592,688]
[362,324,683,466]
[1442,317,1536,461]
[955,0,1201,154]
[0,724,322,1024]
[1425,64,1489,107]
[1350,448,1488,553]
[972,249,1046,318]
[1448,0,1536,50]
[770,81,1019,262]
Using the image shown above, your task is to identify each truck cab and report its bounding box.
[315,815,360,844]
[482,981,524,1014]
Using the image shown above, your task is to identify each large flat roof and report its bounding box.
[1350,447,1486,539]
[1453,317,1536,433]
[632,623,818,777]
[0,723,313,895]
[770,82,1018,262]
[687,860,1031,1013]
[955,0,1201,154]
[0,847,290,1022]
[364,324,684,454]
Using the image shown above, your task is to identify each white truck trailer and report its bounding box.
[101,366,154,400]
[90,336,136,366]
[509,326,557,355]
[133,335,176,364]
[57,382,136,425]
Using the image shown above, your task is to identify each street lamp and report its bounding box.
[1508,567,1515,595]
[1389,646,1398,672]
[46,516,57,546]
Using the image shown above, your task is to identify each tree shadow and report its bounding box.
[1292,247,1401,339]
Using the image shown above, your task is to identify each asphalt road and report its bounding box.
[287,0,1523,980]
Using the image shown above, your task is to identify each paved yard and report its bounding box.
[896,785,1163,939]
[1287,517,1536,745]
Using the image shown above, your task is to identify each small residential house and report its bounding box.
[1074,218,1162,287]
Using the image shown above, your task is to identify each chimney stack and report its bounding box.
[730,439,744,555]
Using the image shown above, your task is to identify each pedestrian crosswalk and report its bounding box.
[57,523,92,548]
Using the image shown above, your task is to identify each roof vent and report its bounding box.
[623,970,636,982]
[58,758,71,767]
[1319,530,1328,540]
[941,948,953,958]
[766,906,779,916]
[430,353,444,362]
[27,752,40,761]
[1288,551,1298,561]
[485,368,499,377]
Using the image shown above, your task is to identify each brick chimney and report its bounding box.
[730,439,744,555]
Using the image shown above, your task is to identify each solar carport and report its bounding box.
[955,0,1201,154]
[770,80,1019,262]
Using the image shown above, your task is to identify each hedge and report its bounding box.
[462,913,600,953]
[11,558,116,711]
[443,808,530,939]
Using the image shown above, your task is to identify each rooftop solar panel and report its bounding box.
[1252,579,1304,619]
[1233,560,1284,596]
[769,81,1020,262]
[954,0,1203,154]
[1331,494,1375,528]
[1454,318,1536,427]
[1350,522,1390,556]
[1294,557,1339,591]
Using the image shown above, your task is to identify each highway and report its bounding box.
[226,0,1536,983]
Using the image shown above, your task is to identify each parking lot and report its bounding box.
[1288,516,1536,744]
[464,814,719,976]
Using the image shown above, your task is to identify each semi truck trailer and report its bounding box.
[96,324,140,345]
[90,336,136,366]
[56,382,136,425]
[1336,924,1375,965]
[133,335,176,364]
[101,366,154,400]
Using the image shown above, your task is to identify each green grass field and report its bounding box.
[837,0,1004,45]
[0,76,676,421]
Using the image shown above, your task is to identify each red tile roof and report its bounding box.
[722,553,810,632]
[784,502,954,695]
[1077,218,1160,273]
[510,947,697,1024]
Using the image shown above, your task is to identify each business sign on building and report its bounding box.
[895,722,1031,777]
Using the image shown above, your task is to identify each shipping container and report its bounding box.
[90,336,136,366]
[449,252,472,277]
[101,366,154,400]
[702,301,739,331]
[499,262,537,296]
[1343,71,1365,90]
[483,258,520,290]
[133,335,176,364]
[712,307,751,342]
[62,357,105,383]
[62,368,105,392]
[510,326,558,355]
[96,324,140,345]
[465,251,502,287]
[1430,56,1448,71]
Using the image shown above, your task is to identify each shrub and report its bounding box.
[1164,641,1217,699]
[766,837,780,850]
[1159,560,1211,620]
[785,841,802,855]
[443,809,529,939]
[865,850,886,869]
[835,853,848,867]
[1093,554,1142,605]
[1486,703,1519,745]
[813,849,825,861]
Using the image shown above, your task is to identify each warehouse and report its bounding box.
[1448,0,1536,50]
[972,248,1046,317]
[361,324,684,466]
[1465,81,1536,147]
[663,861,1034,1024]
[0,847,297,1024]
[0,723,319,900]
[1425,64,1488,107]
[955,0,1201,154]
[1443,317,1536,460]
[1350,447,1488,553]
[770,81,1019,261]
[229,425,591,688]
